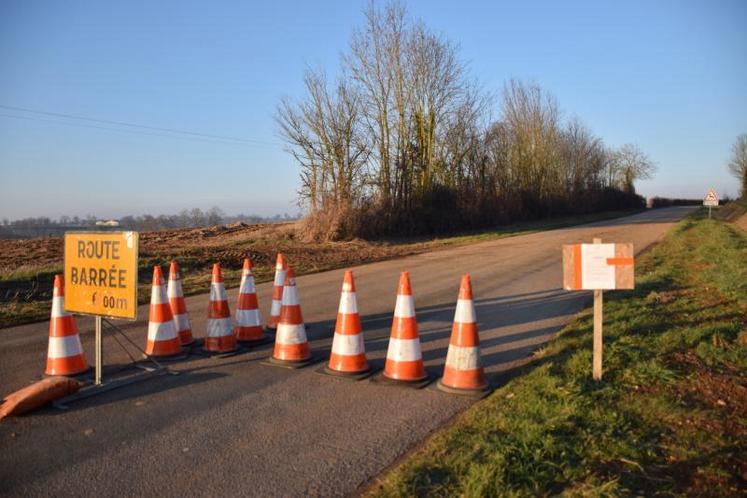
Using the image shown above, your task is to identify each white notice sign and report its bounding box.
[581,243,616,290]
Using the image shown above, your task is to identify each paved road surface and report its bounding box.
[0,207,694,497]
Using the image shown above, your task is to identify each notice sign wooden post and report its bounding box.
[64,231,139,385]
[562,238,634,381]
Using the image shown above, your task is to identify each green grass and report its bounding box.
[713,198,747,222]
[368,209,746,497]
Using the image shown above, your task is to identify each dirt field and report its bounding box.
[0,221,427,328]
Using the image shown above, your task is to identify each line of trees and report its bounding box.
[118,208,296,231]
[278,2,655,240]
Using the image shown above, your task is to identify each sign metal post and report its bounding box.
[95,315,103,385]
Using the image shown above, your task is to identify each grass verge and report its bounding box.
[0,209,642,328]
[367,209,746,497]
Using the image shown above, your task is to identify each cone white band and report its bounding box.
[239,278,256,294]
[236,309,261,325]
[276,323,307,344]
[394,294,415,318]
[47,335,84,358]
[151,284,168,305]
[454,299,476,324]
[282,287,300,306]
[167,280,183,298]
[51,296,68,318]
[210,283,227,302]
[270,299,282,316]
[173,313,190,332]
[386,338,422,362]
[445,345,480,370]
[331,333,365,355]
[273,270,286,286]
[207,317,233,337]
[148,321,178,341]
[338,291,358,314]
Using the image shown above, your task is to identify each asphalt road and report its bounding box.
[0,207,694,497]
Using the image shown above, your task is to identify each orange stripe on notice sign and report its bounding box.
[573,244,582,290]
[606,257,634,266]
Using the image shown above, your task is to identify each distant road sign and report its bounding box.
[703,189,719,207]
[63,231,139,320]
[562,243,634,290]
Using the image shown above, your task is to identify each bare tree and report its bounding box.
[611,144,656,194]
[728,134,747,197]
[501,80,561,204]
[277,68,368,212]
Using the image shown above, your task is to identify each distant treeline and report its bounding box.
[117,208,296,231]
[648,197,705,208]
[0,208,297,239]
[278,3,654,240]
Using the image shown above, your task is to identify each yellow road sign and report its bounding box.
[63,231,139,320]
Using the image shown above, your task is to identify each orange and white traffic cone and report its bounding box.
[168,261,194,346]
[324,270,371,377]
[145,266,183,357]
[45,275,89,376]
[270,268,311,365]
[382,272,429,384]
[204,263,237,353]
[437,275,489,395]
[267,253,287,330]
[234,258,265,343]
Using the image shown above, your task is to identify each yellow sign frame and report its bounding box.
[63,231,139,320]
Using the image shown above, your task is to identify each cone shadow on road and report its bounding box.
[301,287,589,389]
[34,369,228,414]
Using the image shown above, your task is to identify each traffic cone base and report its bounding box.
[372,368,431,389]
[46,352,89,377]
[273,323,310,361]
[204,317,237,353]
[316,363,378,381]
[45,275,90,377]
[435,378,491,398]
[146,338,182,357]
[235,325,265,342]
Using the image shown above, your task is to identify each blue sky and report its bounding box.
[1,0,745,220]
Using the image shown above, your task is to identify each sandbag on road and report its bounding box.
[0,377,81,420]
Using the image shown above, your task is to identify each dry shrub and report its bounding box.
[300,204,364,242]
